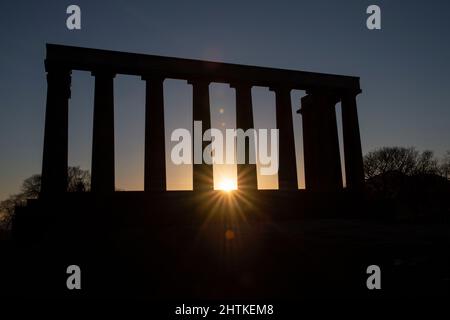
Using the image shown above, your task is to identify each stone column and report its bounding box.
[341,90,364,190]
[91,71,115,193]
[270,86,298,190]
[300,92,342,192]
[189,79,213,190]
[143,76,166,191]
[231,82,257,190]
[41,68,71,195]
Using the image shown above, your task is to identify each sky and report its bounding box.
[0,0,449,200]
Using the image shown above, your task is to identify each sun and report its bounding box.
[217,178,237,192]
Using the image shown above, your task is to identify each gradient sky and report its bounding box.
[1,0,450,200]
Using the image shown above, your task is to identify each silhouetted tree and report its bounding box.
[20,174,41,199]
[67,166,91,192]
[364,147,450,220]
[0,194,26,230]
[440,150,450,180]
[364,147,439,180]
[414,150,439,175]
[0,166,90,230]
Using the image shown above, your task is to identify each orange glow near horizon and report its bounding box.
[217,177,237,192]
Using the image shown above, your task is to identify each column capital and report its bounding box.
[340,88,362,99]
[297,91,340,116]
[46,68,72,99]
[305,90,341,104]
[298,94,313,115]
[141,74,165,82]
[91,70,116,78]
[187,78,210,86]
[269,85,292,93]
[46,66,72,75]
[45,60,72,74]
[229,81,252,90]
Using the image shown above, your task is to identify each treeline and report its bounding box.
[1,147,449,229]
[0,166,90,230]
[363,147,450,220]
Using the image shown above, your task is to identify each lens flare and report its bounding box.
[217,178,237,192]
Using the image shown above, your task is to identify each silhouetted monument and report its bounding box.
[6,44,450,302]
[40,44,364,195]
[8,44,384,300]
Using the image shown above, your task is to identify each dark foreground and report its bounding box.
[1,191,449,300]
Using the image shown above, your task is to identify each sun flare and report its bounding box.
[217,178,237,192]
